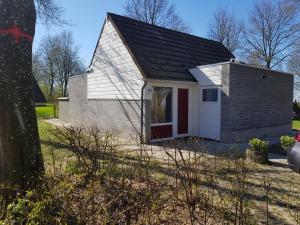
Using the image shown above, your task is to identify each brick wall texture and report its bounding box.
[220,63,294,142]
[59,75,147,140]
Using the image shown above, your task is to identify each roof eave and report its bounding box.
[88,15,109,69]
[107,14,148,79]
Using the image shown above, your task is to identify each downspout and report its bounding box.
[140,80,147,143]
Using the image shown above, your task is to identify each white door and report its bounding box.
[199,87,221,140]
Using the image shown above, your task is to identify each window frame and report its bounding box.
[151,86,173,124]
[202,88,219,103]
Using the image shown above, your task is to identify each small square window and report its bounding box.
[202,89,218,102]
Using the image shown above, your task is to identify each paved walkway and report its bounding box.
[43,118,70,127]
[269,152,288,167]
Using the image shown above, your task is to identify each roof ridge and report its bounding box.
[107,12,227,46]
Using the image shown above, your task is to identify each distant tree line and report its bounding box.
[33,31,84,100]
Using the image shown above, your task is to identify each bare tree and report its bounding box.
[38,35,59,98]
[37,32,84,98]
[53,31,84,97]
[37,32,83,98]
[124,0,190,32]
[0,0,64,190]
[244,0,300,69]
[207,8,244,54]
[284,0,300,8]
[35,0,65,26]
[32,53,45,83]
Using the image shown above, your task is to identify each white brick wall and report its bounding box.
[59,75,145,139]
[88,19,144,100]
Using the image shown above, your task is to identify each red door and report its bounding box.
[177,89,189,134]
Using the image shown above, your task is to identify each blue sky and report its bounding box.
[33,0,258,67]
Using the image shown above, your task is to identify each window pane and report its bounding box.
[151,87,172,123]
[202,89,218,102]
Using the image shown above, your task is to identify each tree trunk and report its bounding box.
[0,0,44,190]
[63,79,68,97]
[49,72,54,97]
[266,60,271,69]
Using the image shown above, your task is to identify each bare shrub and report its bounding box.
[2,130,299,224]
[163,139,259,225]
[50,126,120,176]
[133,143,171,224]
[164,139,220,225]
[224,156,256,225]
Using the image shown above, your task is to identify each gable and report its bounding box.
[108,13,234,82]
[88,19,144,100]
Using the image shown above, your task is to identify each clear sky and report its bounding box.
[33,0,259,67]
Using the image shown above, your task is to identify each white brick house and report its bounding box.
[59,13,294,143]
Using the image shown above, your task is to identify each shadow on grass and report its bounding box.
[111,150,300,213]
[41,140,70,150]
[41,134,300,224]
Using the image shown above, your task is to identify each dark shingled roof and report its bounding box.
[33,78,46,103]
[107,13,234,82]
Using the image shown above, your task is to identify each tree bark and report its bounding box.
[49,71,55,97]
[63,78,68,97]
[0,0,44,189]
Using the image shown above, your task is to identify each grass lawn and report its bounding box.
[38,119,74,173]
[36,105,71,171]
[36,104,57,119]
[293,120,300,130]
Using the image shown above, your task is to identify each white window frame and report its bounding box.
[201,88,220,104]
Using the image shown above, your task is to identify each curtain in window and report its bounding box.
[151,87,172,123]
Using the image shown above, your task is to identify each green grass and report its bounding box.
[293,120,300,130]
[38,119,74,171]
[36,105,72,172]
[38,119,54,139]
[36,104,56,119]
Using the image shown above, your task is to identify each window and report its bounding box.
[151,87,172,123]
[202,88,218,102]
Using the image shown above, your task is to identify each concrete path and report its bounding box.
[43,118,71,127]
[268,152,289,169]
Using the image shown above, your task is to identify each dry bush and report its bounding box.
[165,146,212,224]
[50,126,120,176]
[221,155,257,224]
[163,140,259,225]
[46,127,170,224]
[1,130,296,224]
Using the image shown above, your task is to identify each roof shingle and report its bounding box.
[108,13,234,82]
